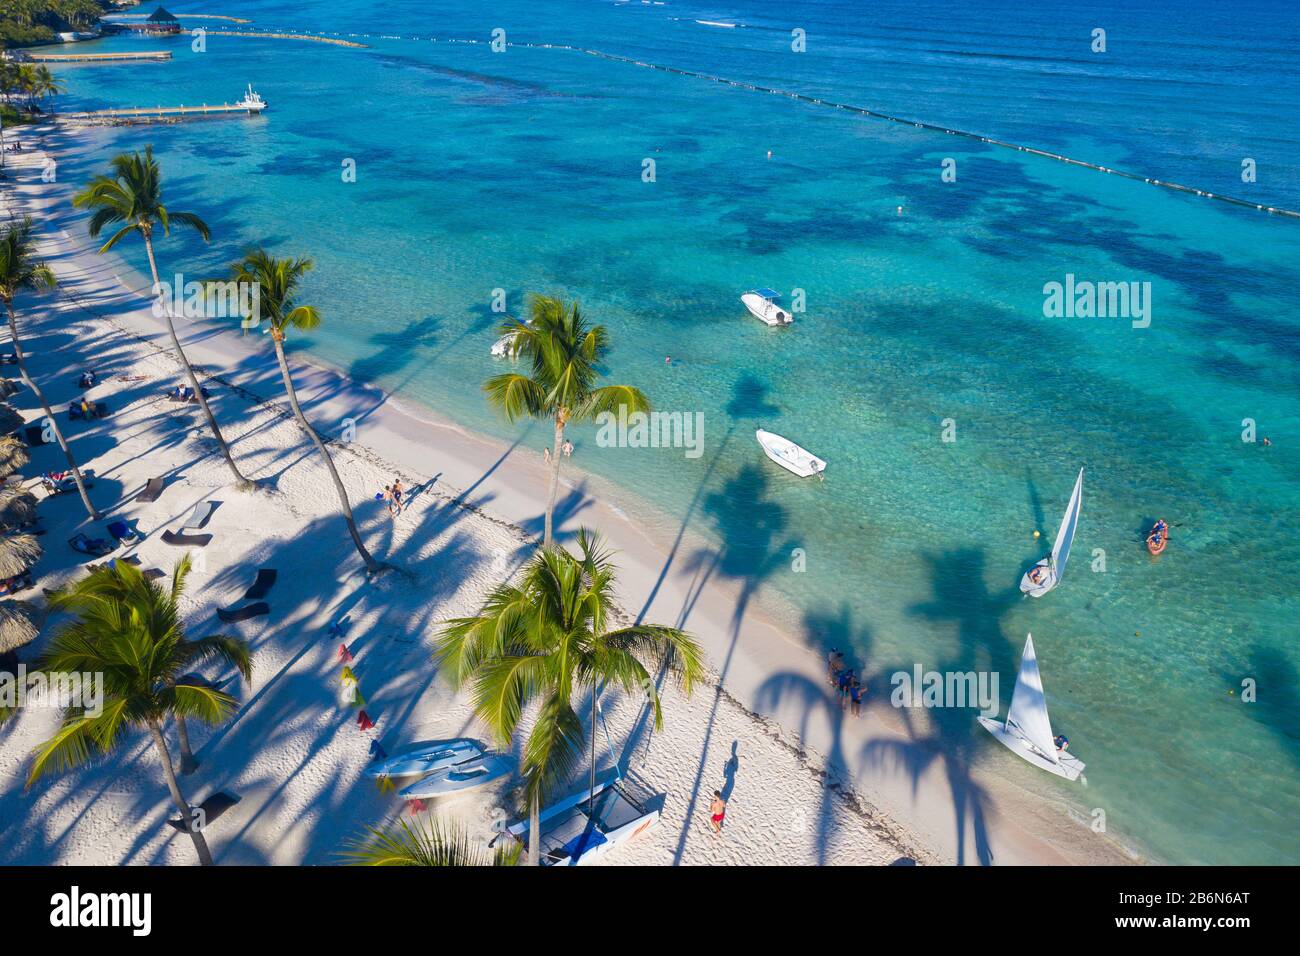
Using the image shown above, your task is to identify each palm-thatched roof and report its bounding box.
[0,486,37,528]
[0,600,38,654]
[147,6,179,23]
[0,532,41,578]
[0,436,29,479]
[0,404,23,437]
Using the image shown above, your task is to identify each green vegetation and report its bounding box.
[0,1,109,48]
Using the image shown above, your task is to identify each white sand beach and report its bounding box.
[0,125,1138,866]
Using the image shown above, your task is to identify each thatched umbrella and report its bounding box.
[0,436,29,479]
[0,487,37,528]
[0,532,42,579]
[0,600,38,655]
[0,403,23,437]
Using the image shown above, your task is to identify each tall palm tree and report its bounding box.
[225,249,382,574]
[0,218,97,519]
[341,815,520,866]
[485,295,651,548]
[8,558,251,865]
[436,529,704,865]
[73,147,255,491]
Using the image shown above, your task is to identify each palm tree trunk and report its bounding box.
[175,715,198,775]
[542,414,566,548]
[589,688,597,814]
[528,794,541,867]
[141,234,253,490]
[4,301,98,519]
[270,334,381,575]
[148,722,214,865]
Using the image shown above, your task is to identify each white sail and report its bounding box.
[1048,468,1084,574]
[1004,634,1059,764]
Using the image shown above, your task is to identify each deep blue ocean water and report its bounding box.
[37,0,1300,863]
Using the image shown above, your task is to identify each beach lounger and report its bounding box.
[22,424,44,447]
[161,529,212,548]
[243,568,277,600]
[135,477,167,503]
[68,401,108,421]
[167,791,240,833]
[217,601,269,623]
[144,568,166,581]
[69,533,114,558]
[106,519,143,545]
[164,385,210,404]
[181,500,217,531]
[0,354,17,366]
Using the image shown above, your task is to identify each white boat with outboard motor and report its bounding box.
[398,754,515,799]
[740,288,793,326]
[1020,467,1083,597]
[977,634,1085,782]
[756,428,825,478]
[364,738,483,779]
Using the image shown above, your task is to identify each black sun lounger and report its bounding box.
[69,533,114,557]
[135,477,166,503]
[161,529,212,548]
[217,601,269,623]
[168,791,240,832]
[243,569,277,600]
[22,424,44,447]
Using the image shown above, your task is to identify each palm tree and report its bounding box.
[32,65,63,114]
[8,558,251,865]
[73,147,255,491]
[485,295,651,548]
[0,217,98,519]
[436,529,704,865]
[341,815,520,866]
[225,249,382,574]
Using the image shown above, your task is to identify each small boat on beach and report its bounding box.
[756,429,825,478]
[978,634,1085,783]
[492,768,659,866]
[1020,467,1083,597]
[398,754,514,799]
[740,288,793,326]
[365,739,482,779]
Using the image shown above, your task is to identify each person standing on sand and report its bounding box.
[827,648,844,686]
[709,791,727,833]
[391,478,404,515]
[849,677,864,718]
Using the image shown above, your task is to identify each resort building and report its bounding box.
[119,7,182,35]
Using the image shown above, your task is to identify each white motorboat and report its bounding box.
[1020,467,1083,597]
[978,634,1085,782]
[236,84,267,113]
[398,754,514,799]
[364,739,482,779]
[740,288,793,326]
[756,428,825,478]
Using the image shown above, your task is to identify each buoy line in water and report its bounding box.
[226,26,1298,220]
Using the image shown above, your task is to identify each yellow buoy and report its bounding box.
[1033,530,1041,538]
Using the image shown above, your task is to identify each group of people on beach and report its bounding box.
[827,649,866,717]
[382,478,404,517]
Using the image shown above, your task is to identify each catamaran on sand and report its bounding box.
[1020,467,1083,597]
[978,634,1085,782]
[756,428,826,478]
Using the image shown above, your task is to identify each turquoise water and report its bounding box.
[42,0,1300,864]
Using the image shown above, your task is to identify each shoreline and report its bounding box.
[4,123,1142,866]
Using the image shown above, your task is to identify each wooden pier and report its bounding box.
[20,50,172,63]
[58,101,266,126]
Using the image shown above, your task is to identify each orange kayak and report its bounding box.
[1146,526,1168,555]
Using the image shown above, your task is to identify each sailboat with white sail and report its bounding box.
[978,634,1085,782]
[1020,467,1083,597]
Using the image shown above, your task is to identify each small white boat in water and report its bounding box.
[365,739,482,779]
[1020,467,1083,597]
[978,634,1085,782]
[236,84,267,113]
[399,754,514,799]
[740,288,793,326]
[756,429,825,478]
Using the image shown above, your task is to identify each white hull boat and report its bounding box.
[740,288,793,326]
[399,755,514,799]
[756,429,825,478]
[978,634,1085,782]
[1020,467,1083,597]
[494,769,659,866]
[365,739,482,779]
